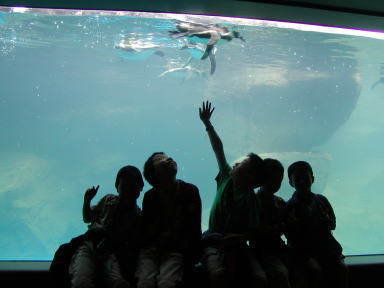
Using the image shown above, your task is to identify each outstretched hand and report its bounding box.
[199,101,215,125]
[84,185,99,202]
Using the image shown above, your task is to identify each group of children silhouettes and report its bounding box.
[50,101,347,288]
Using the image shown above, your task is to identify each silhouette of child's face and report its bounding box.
[152,154,177,179]
[117,176,143,203]
[231,157,262,188]
[264,168,284,194]
[290,168,313,192]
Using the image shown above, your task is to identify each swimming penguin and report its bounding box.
[158,63,208,83]
[114,39,165,59]
[169,22,244,73]
[180,40,217,75]
[371,64,384,90]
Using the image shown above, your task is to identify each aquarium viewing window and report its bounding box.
[1,5,384,261]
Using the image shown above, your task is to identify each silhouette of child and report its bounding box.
[198,101,266,288]
[135,152,202,288]
[285,161,347,288]
[248,158,292,288]
[69,165,144,288]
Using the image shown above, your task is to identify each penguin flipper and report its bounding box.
[209,51,216,75]
[201,44,214,60]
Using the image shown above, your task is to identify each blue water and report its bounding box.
[1,8,384,260]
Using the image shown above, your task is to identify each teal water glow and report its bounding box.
[1,7,384,260]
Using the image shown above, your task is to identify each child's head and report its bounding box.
[115,165,144,202]
[231,153,265,189]
[144,152,177,186]
[263,158,284,194]
[288,161,314,192]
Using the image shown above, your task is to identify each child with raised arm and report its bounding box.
[69,165,144,288]
[135,152,202,288]
[199,101,267,288]
[285,161,347,288]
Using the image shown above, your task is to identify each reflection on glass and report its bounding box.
[0,6,384,260]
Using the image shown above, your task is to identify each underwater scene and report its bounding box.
[1,6,384,260]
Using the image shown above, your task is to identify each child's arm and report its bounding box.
[82,185,99,223]
[199,101,227,170]
[187,185,203,264]
[320,196,337,230]
[141,191,157,240]
[282,205,301,239]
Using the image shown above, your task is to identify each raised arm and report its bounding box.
[199,101,227,170]
[82,185,99,223]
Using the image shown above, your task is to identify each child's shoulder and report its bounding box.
[286,195,295,205]
[314,193,328,201]
[178,179,199,193]
[98,193,118,202]
[142,187,156,199]
[273,195,286,205]
[314,193,332,205]
[103,193,118,199]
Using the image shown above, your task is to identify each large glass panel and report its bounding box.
[1,6,384,260]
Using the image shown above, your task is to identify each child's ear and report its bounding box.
[312,175,315,184]
[289,179,294,188]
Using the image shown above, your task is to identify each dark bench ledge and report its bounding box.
[1,255,383,288]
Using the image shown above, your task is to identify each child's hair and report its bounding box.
[115,165,144,189]
[143,152,165,186]
[248,153,264,168]
[247,152,266,185]
[287,161,313,182]
[264,158,284,176]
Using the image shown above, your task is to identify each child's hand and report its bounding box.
[84,185,99,202]
[199,101,215,125]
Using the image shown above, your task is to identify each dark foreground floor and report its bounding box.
[1,256,383,288]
